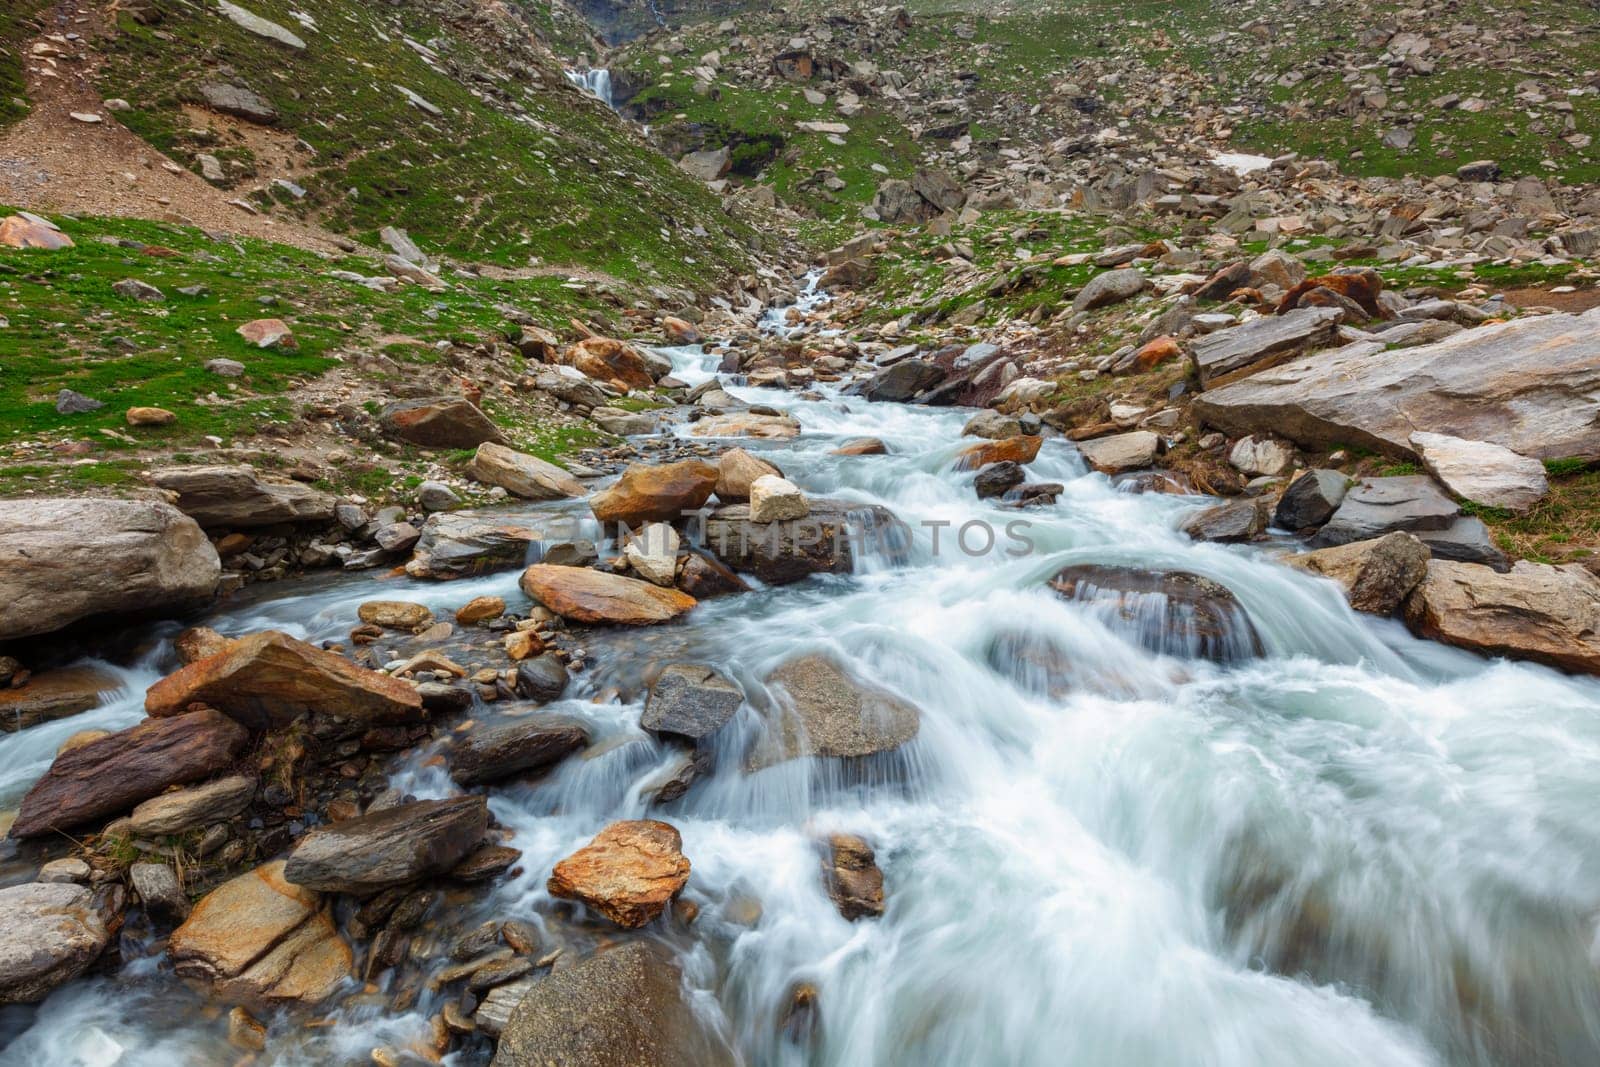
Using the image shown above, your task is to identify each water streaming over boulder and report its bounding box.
[564,67,614,109]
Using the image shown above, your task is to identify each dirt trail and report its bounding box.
[0,2,352,254]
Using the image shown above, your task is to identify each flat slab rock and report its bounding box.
[1077,431,1160,474]
[1311,476,1458,547]
[0,882,109,1005]
[1405,560,1600,675]
[520,565,697,626]
[547,820,691,928]
[642,664,744,740]
[1410,432,1549,513]
[284,796,488,893]
[1190,307,1343,385]
[0,665,120,732]
[703,500,910,586]
[450,716,590,786]
[405,512,552,580]
[1193,309,1600,461]
[150,465,337,528]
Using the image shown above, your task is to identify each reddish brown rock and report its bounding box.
[235,318,296,349]
[954,435,1041,472]
[568,337,656,392]
[145,630,423,729]
[1277,269,1384,319]
[1131,336,1181,373]
[547,820,691,928]
[519,565,696,626]
[10,708,249,838]
[822,833,885,921]
[715,448,782,503]
[661,316,701,344]
[832,437,888,456]
[379,397,505,449]
[175,626,238,665]
[590,459,718,526]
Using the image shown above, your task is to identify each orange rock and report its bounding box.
[504,630,543,660]
[145,630,424,729]
[455,595,506,625]
[832,437,888,456]
[1277,270,1384,319]
[0,214,73,250]
[125,407,177,426]
[174,625,238,665]
[661,316,701,344]
[1132,336,1181,373]
[235,318,296,349]
[547,820,690,927]
[567,337,655,392]
[590,459,718,526]
[954,435,1042,471]
[519,565,696,627]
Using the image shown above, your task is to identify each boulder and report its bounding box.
[973,461,1025,499]
[912,166,965,212]
[0,883,109,1004]
[859,360,945,402]
[170,861,351,1005]
[1180,499,1266,543]
[235,318,295,348]
[520,565,697,626]
[1274,469,1349,530]
[821,833,884,920]
[1190,308,1342,386]
[130,862,188,921]
[688,412,802,439]
[623,523,681,586]
[955,435,1041,471]
[491,942,731,1067]
[0,665,119,732]
[963,411,1023,439]
[1409,433,1549,513]
[145,630,423,730]
[197,81,278,124]
[715,448,782,503]
[748,475,809,523]
[535,368,610,410]
[568,337,656,392]
[661,317,700,344]
[870,179,932,224]
[678,147,731,183]
[357,600,433,631]
[129,774,257,836]
[380,398,504,449]
[469,443,585,500]
[515,654,571,702]
[833,437,888,456]
[642,665,743,740]
[0,214,74,250]
[1311,476,1458,548]
[593,408,660,435]
[756,654,920,765]
[451,717,590,786]
[1248,249,1307,291]
[703,500,908,585]
[1192,310,1600,461]
[547,820,691,928]
[677,551,751,599]
[10,709,248,839]
[405,514,549,579]
[1405,561,1600,675]
[591,460,718,527]
[283,797,488,893]
[1228,436,1295,477]
[126,406,176,426]
[1050,565,1262,663]
[1072,269,1147,312]
[0,498,219,641]
[456,595,506,625]
[1077,431,1159,474]
[175,625,236,665]
[1286,532,1430,615]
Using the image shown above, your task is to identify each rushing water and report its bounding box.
[564,67,614,109]
[6,304,1600,1067]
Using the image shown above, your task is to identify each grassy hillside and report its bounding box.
[0,0,47,127]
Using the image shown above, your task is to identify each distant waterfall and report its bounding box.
[565,68,614,109]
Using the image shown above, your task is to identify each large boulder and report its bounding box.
[1192,309,1600,461]
[1312,476,1458,547]
[380,397,505,449]
[568,337,657,392]
[491,942,732,1067]
[1072,269,1147,313]
[450,716,590,786]
[859,360,945,402]
[284,796,488,893]
[1409,432,1549,513]
[955,435,1042,471]
[129,775,257,836]
[170,861,351,1005]
[642,665,743,741]
[687,412,802,439]
[547,820,691,928]
[870,179,933,224]
[1274,469,1349,530]
[1180,499,1266,543]
[755,654,920,765]
[591,460,718,527]
[0,883,109,1004]
[0,498,219,640]
[703,500,909,585]
[405,513,550,579]
[1404,561,1600,675]
[10,709,249,839]
[1077,431,1160,474]
[469,443,585,500]
[0,213,74,250]
[715,448,782,503]
[145,630,423,730]
[1050,565,1263,663]
[1285,532,1431,615]
[1190,308,1342,386]
[149,466,337,528]
[520,565,697,625]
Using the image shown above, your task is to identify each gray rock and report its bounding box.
[962,410,1022,439]
[1274,469,1349,530]
[704,500,910,585]
[1190,308,1342,386]
[130,862,189,921]
[912,167,965,212]
[112,278,165,301]
[1406,560,1600,675]
[129,774,256,836]
[869,179,932,224]
[859,359,944,402]
[418,480,461,512]
[0,883,109,1004]
[55,389,103,414]
[450,717,589,786]
[755,654,920,765]
[1050,565,1263,663]
[1180,499,1266,542]
[1409,432,1549,513]
[593,407,659,435]
[1415,516,1512,572]
[204,358,246,377]
[380,397,504,449]
[197,81,278,124]
[1312,476,1458,548]
[284,796,488,893]
[404,513,549,579]
[973,461,1025,499]
[678,147,731,182]
[514,654,570,702]
[216,0,306,49]
[642,665,743,740]
[1072,268,1147,313]
[1077,431,1159,474]
[151,466,337,528]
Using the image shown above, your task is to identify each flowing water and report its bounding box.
[6,300,1600,1066]
[563,68,614,109]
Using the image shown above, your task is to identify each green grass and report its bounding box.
[0,0,47,127]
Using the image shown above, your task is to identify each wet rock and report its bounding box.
[591,459,718,526]
[451,716,589,786]
[1409,433,1549,513]
[1311,476,1458,548]
[470,442,585,500]
[821,833,884,920]
[284,797,489,893]
[547,820,691,928]
[1050,565,1263,663]
[1405,561,1600,675]
[833,437,887,456]
[715,448,782,503]
[130,862,189,921]
[491,942,731,1065]
[955,435,1041,471]
[0,665,119,732]
[859,360,945,402]
[0,498,219,641]
[568,337,657,392]
[1072,268,1147,312]
[175,625,236,665]
[456,596,506,625]
[1274,469,1349,530]
[405,514,549,579]
[688,412,802,439]
[755,654,920,765]
[677,551,751,599]
[451,844,523,883]
[1180,499,1266,543]
[145,630,423,730]
[973,461,1025,499]
[170,861,351,1005]
[1190,308,1342,386]
[0,883,109,1004]
[380,398,505,449]
[11,708,248,839]
[1286,532,1430,615]
[130,774,257,836]
[520,565,697,626]
[1192,310,1600,461]
[359,601,434,632]
[1077,431,1159,474]
[703,500,908,585]
[642,664,743,741]
[515,654,571,702]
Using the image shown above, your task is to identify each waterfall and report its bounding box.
[565,67,614,110]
